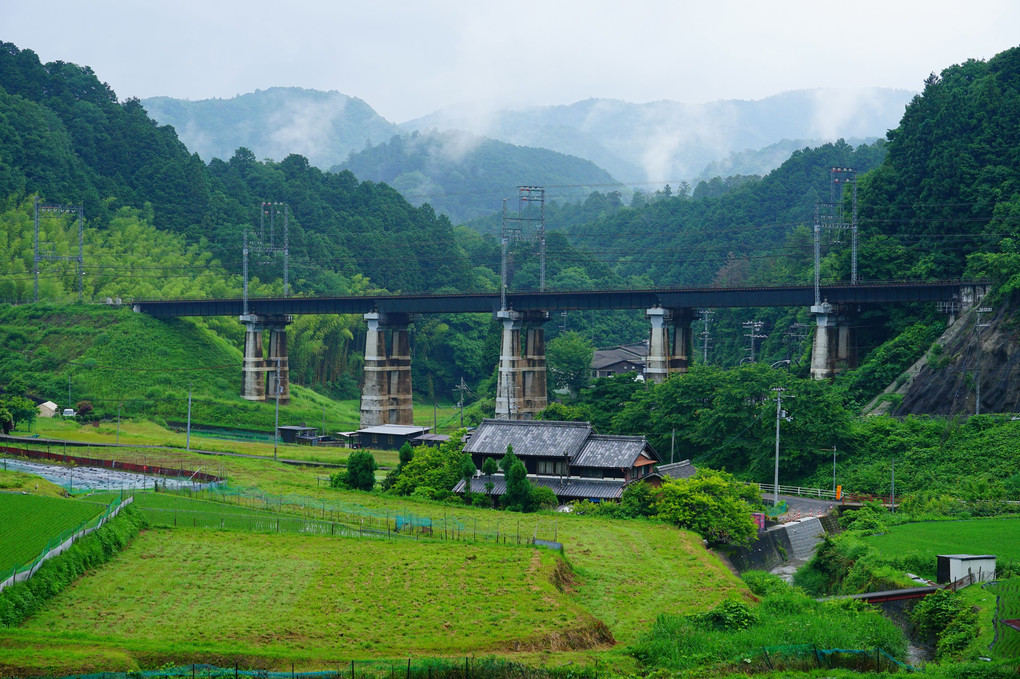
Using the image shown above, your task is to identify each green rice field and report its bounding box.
[863,517,1020,578]
[0,493,108,573]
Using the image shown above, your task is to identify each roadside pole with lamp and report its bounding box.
[772,387,793,507]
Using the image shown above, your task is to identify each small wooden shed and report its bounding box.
[936,554,996,585]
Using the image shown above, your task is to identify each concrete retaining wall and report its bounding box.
[726,516,830,573]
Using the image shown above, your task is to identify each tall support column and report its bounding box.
[267,325,291,405]
[495,310,523,419]
[668,309,695,374]
[520,312,549,419]
[240,314,292,402]
[241,322,266,401]
[360,313,413,427]
[810,304,856,379]
[646,308,670,384]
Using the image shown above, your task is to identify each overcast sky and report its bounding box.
[3,1,1018,123]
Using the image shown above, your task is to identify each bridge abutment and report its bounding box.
[240,314,291,403]
[360,312,413,427]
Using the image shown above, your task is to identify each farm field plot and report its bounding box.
[0,493,107,572]
[863,517,1020,577]
[4,528,606,672]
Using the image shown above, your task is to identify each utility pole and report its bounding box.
[116,402,122,444]
[700,309,713,364]
[34,197,84,303]
[830,445,837,493]
[975,307,992,415]
[743,320,766,363]
[455,377,469,428]
[772,388,792,507]
[500,186,546,299]
[274,357,281,461]
[890,459,896,513]
[243,203,290,311]
[813,168,859,297]
[186,384,192,452]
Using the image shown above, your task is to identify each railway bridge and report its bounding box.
[133,281,989,427]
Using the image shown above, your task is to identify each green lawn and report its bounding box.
[0,493,108,573]
[863,517,1020,579]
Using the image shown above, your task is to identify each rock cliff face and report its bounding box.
[866,304,1020,417]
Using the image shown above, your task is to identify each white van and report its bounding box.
[62,408,76,418]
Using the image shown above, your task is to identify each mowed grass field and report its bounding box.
[0,493,107,572]
[863,517,1020,576]
[3,528,606,672]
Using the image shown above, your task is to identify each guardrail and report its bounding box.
[757,483,837,501]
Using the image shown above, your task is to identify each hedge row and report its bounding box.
[0,504,145,627]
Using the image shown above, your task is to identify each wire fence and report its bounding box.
[986,579,1020,659]
[726,644,917,673]
[0,494,130,593]
[19,657,590,679]
[132,485,563,547]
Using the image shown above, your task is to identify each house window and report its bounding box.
[537,460,568,475]
[579,468,603,479]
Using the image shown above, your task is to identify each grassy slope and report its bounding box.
[1,304,462,436]
[0,469,66,497]
[0,493,107,571]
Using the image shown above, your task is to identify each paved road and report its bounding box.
[764,493,839,515]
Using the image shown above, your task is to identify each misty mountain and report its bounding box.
[141,87,400,168]
[333,129,620,222]
[403,88,915,184]
[695,137,880,181]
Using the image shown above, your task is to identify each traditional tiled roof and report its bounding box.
[453,474,626,500]
[573,434,659,468]
[464,419,591,458]
[591,342,648,370]
[657,459,697,479]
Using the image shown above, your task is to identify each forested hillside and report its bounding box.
[0,42,478,297]
[141,88,400,169]
[336,129,621,222]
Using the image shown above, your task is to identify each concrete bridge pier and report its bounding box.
[495,310,523,419]
[360,312,413,427]
[646,307,695,383]
[646,307,670,384]
[668,308,695,374]
[521,312,549,418]
[810,303,857,380]
[240,313,292,402]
